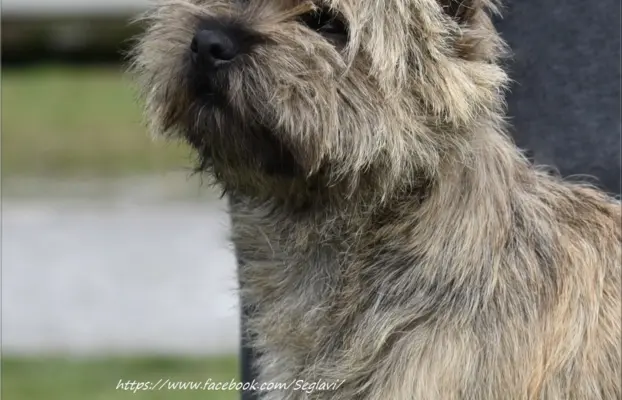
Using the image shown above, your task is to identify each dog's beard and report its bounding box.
[183,62,302,179]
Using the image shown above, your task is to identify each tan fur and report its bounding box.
[129,0,622,398]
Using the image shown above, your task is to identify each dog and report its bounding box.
[130,0,622,398]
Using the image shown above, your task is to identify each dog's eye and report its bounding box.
[299,7,347,37]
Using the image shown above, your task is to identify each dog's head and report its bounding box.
[130,0,507,207]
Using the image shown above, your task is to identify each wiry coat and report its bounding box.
[130,0,622,398]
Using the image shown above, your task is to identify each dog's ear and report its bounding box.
[439,0,481,24]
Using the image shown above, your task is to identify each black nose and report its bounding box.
[191,29,239,67]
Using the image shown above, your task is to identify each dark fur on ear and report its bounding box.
[439,0,482,23]
[438,0,506,62]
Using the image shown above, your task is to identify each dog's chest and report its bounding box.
[229,203,354,348]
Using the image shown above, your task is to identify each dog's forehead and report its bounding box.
[257,0,441,17]
[308,0,445,38]
[313,0,436,8]
[323,0,439,15]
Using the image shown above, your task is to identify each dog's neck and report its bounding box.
[240,121,533,257]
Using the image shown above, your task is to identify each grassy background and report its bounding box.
[2,65,194,177]
[2,66,239,399]
[2,356,240,400]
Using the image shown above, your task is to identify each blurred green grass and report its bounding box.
[2,356,240,400]
[2,65,193,177]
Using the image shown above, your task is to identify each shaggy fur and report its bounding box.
[130,0,622,398]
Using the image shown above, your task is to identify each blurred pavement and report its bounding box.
[2,175,240,356]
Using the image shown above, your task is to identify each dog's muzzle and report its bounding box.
[189,18,262,70]
[191,25,239,69]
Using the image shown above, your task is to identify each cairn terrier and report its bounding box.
[130,0,622,398]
